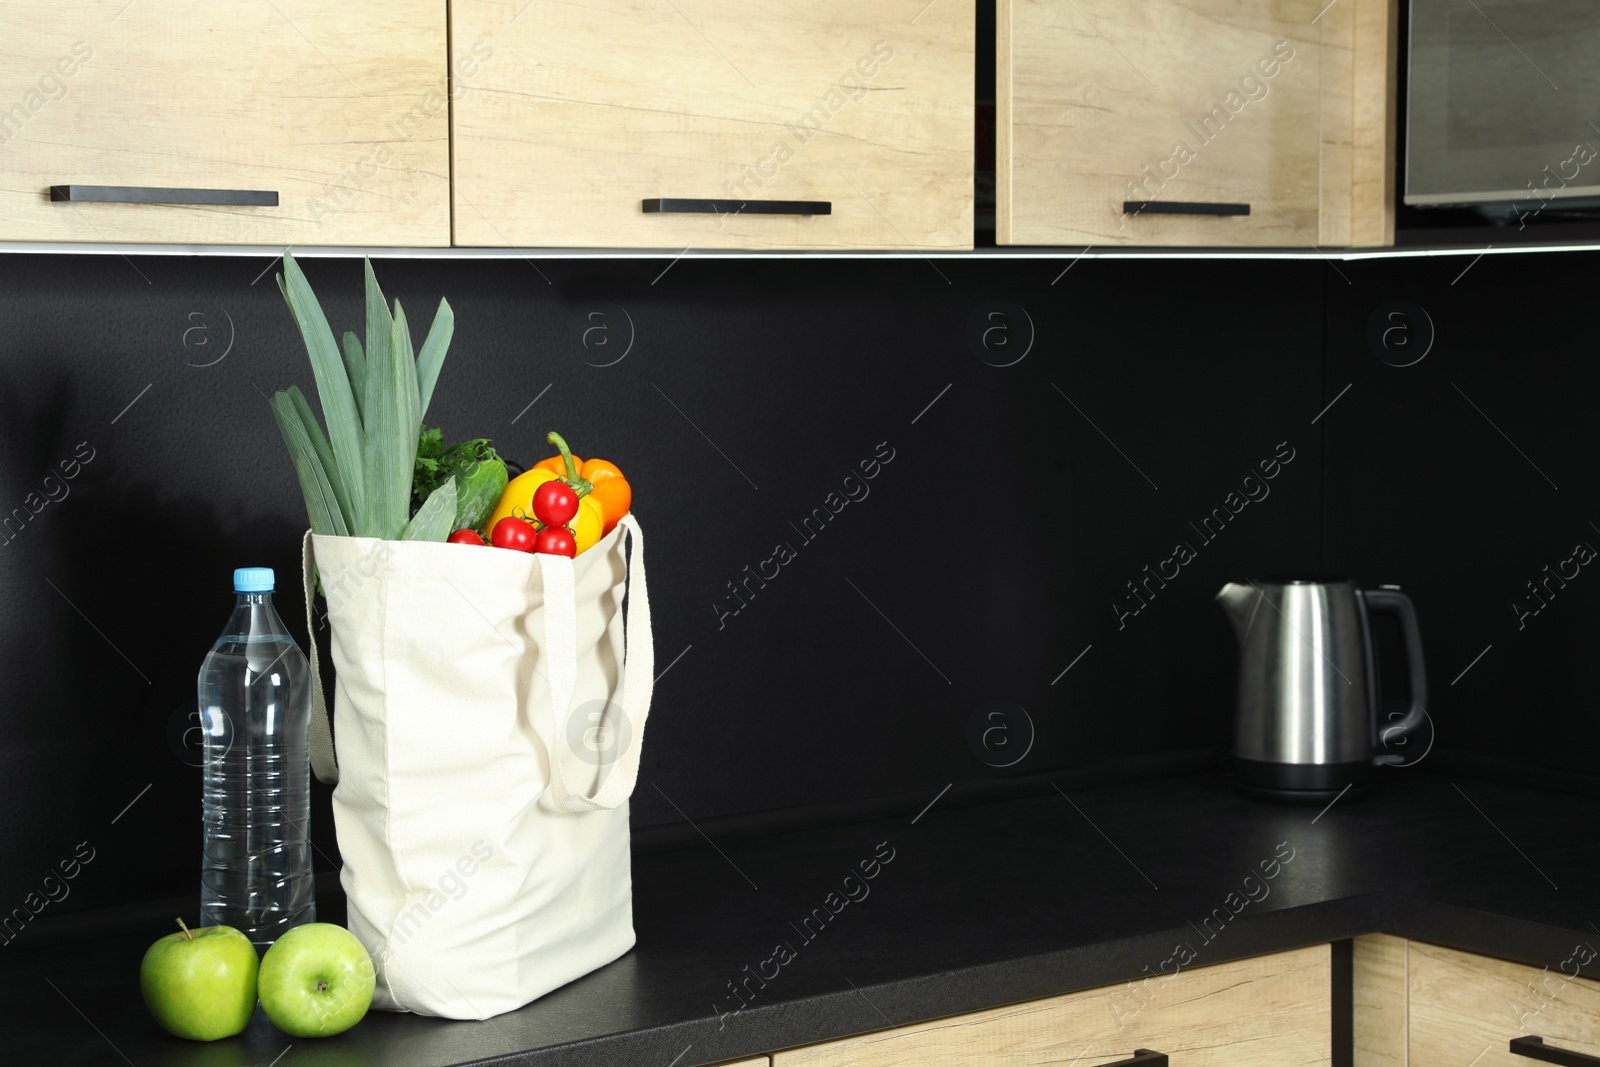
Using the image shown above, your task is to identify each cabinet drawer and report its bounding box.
[999,0,1330,247]
[773,945,1330,1066]
[1410,941,1600,1066]
[0,1,451,246]
[451,0,974,250]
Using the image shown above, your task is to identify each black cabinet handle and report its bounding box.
[51,185,278,207]
[1096,1052,1168,1066]
[1122,200,1249,217]
[642,198,830,216]
[1513,1036,1600,1065]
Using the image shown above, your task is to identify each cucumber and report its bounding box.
[453,454,508,533]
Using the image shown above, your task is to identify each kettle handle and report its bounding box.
[1358,587,1429,765]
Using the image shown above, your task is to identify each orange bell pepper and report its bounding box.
[534,453,582,475]
[579,459,632,536]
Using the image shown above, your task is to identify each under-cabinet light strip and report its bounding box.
[0,241,1593,261]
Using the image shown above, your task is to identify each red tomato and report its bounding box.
[534,524,577,558]
[490,517,537,553]
[532,479,579,526]
[448,528,486,546]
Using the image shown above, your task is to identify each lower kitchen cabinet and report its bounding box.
[1353,933,1408,1066]
[1353,934,1600,1066]
[772,945,1331,1066]
[750,936,1600,1065]
[1408,940,1600,1065]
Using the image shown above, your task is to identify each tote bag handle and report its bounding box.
[542,513,653,812]
[303,529,340,786]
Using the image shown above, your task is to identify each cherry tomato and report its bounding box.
[534,453,584,476]
[490,516,537,553]
[448,528,486,546]
[534,524,576,557]
[532,479,579,526]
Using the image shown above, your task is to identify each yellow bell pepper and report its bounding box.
[571,495,604,554]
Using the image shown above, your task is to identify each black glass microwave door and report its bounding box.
[1406,0,1600,205]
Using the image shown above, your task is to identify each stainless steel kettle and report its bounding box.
[1215,579,1428,803]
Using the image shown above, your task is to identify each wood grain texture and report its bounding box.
[998,0,1396,248]
[451,0,974,250]
[0,1,451,246]
[1409,940,1600,1066]
[998,0,1327,247]
[773,945,1331,1066]
[1317,0,1355,247]
[1349,0,1397,246]
[1314,0,1396,247]
[995,0,1016,245]
[1353,933,1407,1067]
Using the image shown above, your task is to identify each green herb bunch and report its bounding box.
[413,426,508,534]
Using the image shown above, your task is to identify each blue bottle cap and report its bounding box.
[234,567,275,593]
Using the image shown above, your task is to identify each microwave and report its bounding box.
[1406,0,1600,216]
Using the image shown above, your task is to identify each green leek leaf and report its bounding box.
[401,478,457,542]
[392,300,423,527]
[363,260,393,413]
[341,331,366,422]
[270,390,349,537]
[415,297,454,420]
[362,299,422,539]
[282,385,353,529]
[279,252,366,534]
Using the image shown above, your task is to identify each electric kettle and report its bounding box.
[1215,579,1428,803]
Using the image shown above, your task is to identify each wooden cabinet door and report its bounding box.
[772,945,1330,1066]
[998,0,1394,247]
[1410,941,1600,1066]
[0,1,451,246]
[451,0,974,250]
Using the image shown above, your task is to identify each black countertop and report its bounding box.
[5,768,1598,1066]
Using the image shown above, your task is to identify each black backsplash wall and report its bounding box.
[1322,252,1600,783]
[0,249,1590,923]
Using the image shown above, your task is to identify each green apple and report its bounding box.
[140,919,258,1041]
[258,922,375,1038]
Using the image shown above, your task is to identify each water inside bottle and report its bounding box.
[198,610,315,947]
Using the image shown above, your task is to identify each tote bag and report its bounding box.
[299,514,652,1019]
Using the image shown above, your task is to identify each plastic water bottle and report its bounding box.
[198,567,315,946]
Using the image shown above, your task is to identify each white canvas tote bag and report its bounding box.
[298,514,653,1020]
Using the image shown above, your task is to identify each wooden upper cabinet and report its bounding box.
[0,1,451,246]
[998,0,1396,248]
[450,0,975,250]
[773,945,1331,1066]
